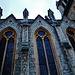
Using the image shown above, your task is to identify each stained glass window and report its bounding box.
[38,31,45,36]
[68,30,74,35]
[69,36,75,51]
[67,28,75,51]
[44,37,58,75]
[36,30,58,75]
[0,38,6,71]
[0,30,16,75]
[37,37,48,75]
[5,31,12,37]
[2,38,14,75]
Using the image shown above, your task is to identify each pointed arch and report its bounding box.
[34,26,51,37]
[0,27,17,75]
[66,27,75,51]
[34,27,58,75]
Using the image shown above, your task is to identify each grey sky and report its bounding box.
[0,0,61,19]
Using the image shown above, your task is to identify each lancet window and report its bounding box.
[35,29,58,75]
[0,28,16,75]
[67,27,75,51]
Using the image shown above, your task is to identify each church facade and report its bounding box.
[0,0,75,75]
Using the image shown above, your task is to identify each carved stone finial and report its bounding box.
[0,7,2,19]
[48,9,55,21]
[23,8,29,22]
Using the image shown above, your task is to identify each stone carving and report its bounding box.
[23,8,29,19]
[48,9,55,21]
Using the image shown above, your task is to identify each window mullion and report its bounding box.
[42,38,50,75]
[0,38,9,75]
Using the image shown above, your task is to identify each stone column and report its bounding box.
[55,26,74,75]
[22,26,28,42]
[55,25,67,42]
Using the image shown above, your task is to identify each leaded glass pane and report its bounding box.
[68,30,74,35]
[0,38,6,71]
[38,31,45,36]
[37,37,48,75]
[5,31,12,37]
[69,36,75,51]
[2,38,14,75]
[44,37,58,75]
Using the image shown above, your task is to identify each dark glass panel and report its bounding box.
[69,36,75,51]
[37,37,48,75]
[44,37,58,75]
[2,38,14,75]
[62,2,66,8]
[5,31,12,37]
[64,0,67,4]
[68,30,74,35]
[38,31,45,36]
[0,38,6,71]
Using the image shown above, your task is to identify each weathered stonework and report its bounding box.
[0,0,75,75]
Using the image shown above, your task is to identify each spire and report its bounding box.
[0,7,2,19]
[23,8,29,22]
[48,9,55,21]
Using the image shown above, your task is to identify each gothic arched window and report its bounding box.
[0,28,16,75]
[66,27,75,51]
[35,29,58,75]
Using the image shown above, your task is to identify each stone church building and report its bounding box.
[0,0,75,75]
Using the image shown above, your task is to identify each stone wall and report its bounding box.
[0,14,75,75]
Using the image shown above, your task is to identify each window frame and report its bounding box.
[34,28,58,75]
[0,27,17,75]
[66,27,75,51]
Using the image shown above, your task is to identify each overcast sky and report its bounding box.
[0,0,61,19]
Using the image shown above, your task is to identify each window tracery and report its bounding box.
[35,29,58,75]
[0,28,16,75]
[66,27,75,51]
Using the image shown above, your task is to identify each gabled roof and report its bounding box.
[0,14,19,24]
[32,14,51,25]
[6,14,16,20]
